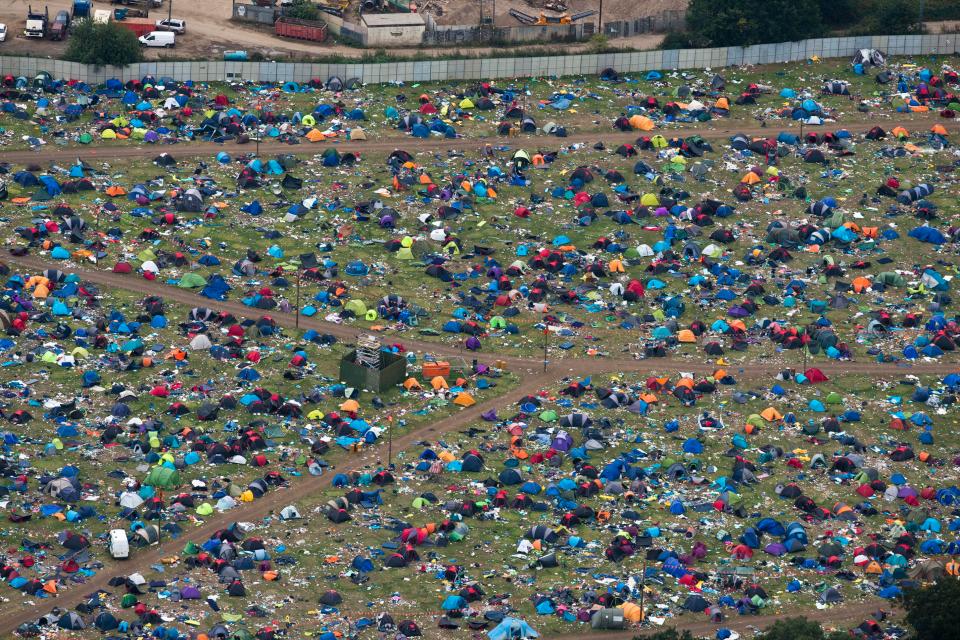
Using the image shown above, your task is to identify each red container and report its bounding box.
[275,17,327,42]
[118,18,155,37]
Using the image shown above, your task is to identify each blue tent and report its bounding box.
[489,618,538,640]
[412,123,430,138]
[909,226,946,244]
[442,595,467,611]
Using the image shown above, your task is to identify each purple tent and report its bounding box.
[764,542,787,556]
[465,336,481,351]
[144,130,160,143]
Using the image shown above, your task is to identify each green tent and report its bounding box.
[78,133,93,144]
[539,409,558,422]
[411,497,429,509]
[144,466,180,489]
[344,299,367,316]
[178,273,207,288]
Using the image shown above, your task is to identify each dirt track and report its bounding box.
[2,112,949,166]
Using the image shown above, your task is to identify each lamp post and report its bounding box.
[542,316,549,373]
[295,252,317,329]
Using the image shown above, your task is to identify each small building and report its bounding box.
[339,348,408,392]
[361,12,425,47]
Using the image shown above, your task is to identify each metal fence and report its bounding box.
[0,34,956,84]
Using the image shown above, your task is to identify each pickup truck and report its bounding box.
[49,10,70,40]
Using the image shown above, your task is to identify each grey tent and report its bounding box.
[591,609,627,630]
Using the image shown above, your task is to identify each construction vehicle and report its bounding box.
[71,0,91,19]
[509,8,595,25]
[24,6,48,38]
[49,9,70,40]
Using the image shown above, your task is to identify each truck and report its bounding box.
[71,0,91,19]
[116,17,154,37]
[24,6,48,38]
[49,10,70,40]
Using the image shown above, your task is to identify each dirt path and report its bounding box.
[0,252,948,636]
[6,254,960,380]
[2,112,948,165]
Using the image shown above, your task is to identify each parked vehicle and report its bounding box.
[71,0,91,19]
[139,30,174,46]
[154,18,185,33]
[24,6,48,38]
[108,530,129,559]
[92,8,112,23]
[0,24,7,42]
[49,10,70,41]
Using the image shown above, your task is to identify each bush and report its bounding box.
[286,0,320,22]
[659,31,695,49]
[905,579,960,639]
[65,19,142,66]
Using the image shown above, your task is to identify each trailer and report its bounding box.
[93,8,112,23]
[116,17,154,37]
[24,5,48,38]
[274,16,327,42]
[108,529,129,559]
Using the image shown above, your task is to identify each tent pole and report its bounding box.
[639,556,647,622]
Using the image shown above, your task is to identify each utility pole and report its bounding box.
[638,557,647,622]
[295,268,301,328]
[387,414,393,468]
[918,0,925,31]
[168,0,173,24]
[597,0,603,36]
[542,319,549,373]
[296,252,318,330]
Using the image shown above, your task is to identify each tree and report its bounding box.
[818,0,856,26]
[286,0,320,21]
[685,0,823,47]
[905,579,960,639]
[65,19,142,66]
[758,617,828,640]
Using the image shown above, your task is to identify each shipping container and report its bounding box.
[274,16,327,42]
[116,17,154,37]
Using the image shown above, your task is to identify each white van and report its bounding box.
[109,529,130,559]
[139,31,175,47]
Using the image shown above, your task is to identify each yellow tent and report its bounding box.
[640,193,659,207]
[761,407,783,421]
[629,114,654,131]
[453,393,476,407]
[101,129,117,139]
[459,98,475,109]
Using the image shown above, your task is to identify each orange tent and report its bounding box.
[675,378,694,389]
[760,407,783,421]
[105,185,127,197]
[609,258,625,273]
[430,376,449,390]
[339,399,360,412]
[402,378,422,390]
[677,329,696,343]
[931,124,949,136]
[741,172,761,184]
[306,129,325,142]
[851,277,872,293]
[891,126,909,139]
[714,97,729,110]
[628,115,654,131]
[453,392,476,407]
